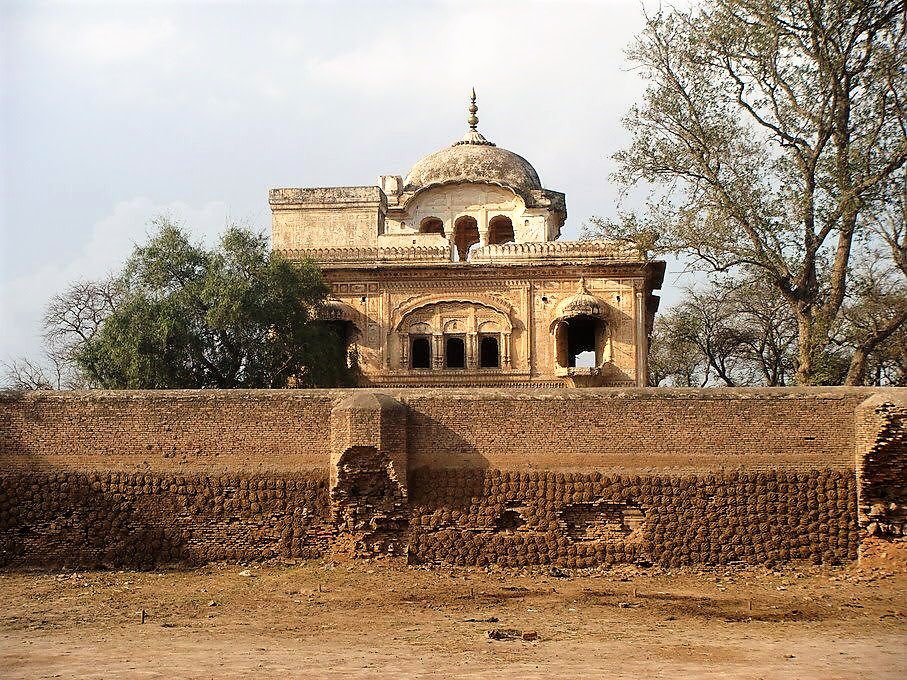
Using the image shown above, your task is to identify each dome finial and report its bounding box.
[456,87,494,146]
[468,88,479,131]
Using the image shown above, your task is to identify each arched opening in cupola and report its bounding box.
[419,216,445,236]
[488,215,515,245]
[453,216,479,261]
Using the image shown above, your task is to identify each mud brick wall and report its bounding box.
[0,390,336,471]
[400,389,883,568]
[400,389,869,472]
[0,391,338,568]
[0,471,330,569]
[0,387,902,570]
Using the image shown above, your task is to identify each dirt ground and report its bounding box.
[2,541,905,679]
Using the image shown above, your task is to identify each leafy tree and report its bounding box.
[594,0,906,385]
[8,218,354,389]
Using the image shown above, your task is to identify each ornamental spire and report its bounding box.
[456,87,495,146]
[468,87,479,131]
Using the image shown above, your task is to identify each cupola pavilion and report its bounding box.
[269,91,665,387]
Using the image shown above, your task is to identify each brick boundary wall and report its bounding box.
[0,387,903,570]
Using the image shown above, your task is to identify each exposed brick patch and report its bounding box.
[856,395,907,540]
[331,446,408,558]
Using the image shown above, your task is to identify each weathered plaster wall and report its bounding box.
[269,187,385,250]
[401,389,863,471]
[0,388,902,570]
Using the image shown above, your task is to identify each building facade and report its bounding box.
[270,93,664,387]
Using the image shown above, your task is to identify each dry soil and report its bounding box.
[1,540,905,679]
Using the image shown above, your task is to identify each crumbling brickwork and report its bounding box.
[856,392,907,540]
[0,388,901,570]
[332,446,408,558]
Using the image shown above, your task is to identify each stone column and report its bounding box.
[467,332,478,368]
[433,333,444,369]
[398,332,408,369]
[479,208,489,247]
[634,286,647,387]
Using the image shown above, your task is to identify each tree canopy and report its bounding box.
[591,0,906,385]
[4,218,354,389]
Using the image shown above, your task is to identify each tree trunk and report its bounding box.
[794,311,817,385]
[843,310,907,386]
[844,348,868,386]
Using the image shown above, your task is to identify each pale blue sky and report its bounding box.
[1,0,686,362]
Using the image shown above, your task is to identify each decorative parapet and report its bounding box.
[276,245,452,266]
[468,240,643,264]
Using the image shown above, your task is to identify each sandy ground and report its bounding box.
[1,542,905,679]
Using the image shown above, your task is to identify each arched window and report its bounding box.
[411,335,432,369]
[325,320,360,369]
[419,217,444,236]
[488,215,515,245]
[453,216,479,261]
[445,336,466,369]
[479,334,500,368]
[556,315,607,368]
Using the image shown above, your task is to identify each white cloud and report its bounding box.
[0,198,230,361]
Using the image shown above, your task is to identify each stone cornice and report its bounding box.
[320,261,661,284]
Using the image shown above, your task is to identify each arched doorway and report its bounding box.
[453,216,479,261]
[410,335,432,369]
[445,336,466,368]
[323,319,361,370]
[479,334,500,368]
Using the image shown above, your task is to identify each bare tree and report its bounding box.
[836,250,907,384]
[649,275,798,387]
[599,0,907,384]
[0,348,84,390]
[41,277,121,387]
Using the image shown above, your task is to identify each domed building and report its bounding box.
[269,92,664,387]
